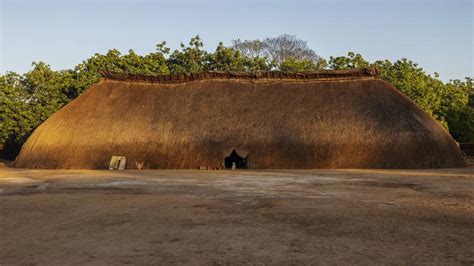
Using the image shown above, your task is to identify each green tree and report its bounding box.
[443,78,474,141]
[78,48,169,76]
[166,35,207,73]
[205,42,246,71]
[280,57,326,72]
[329,52,369,70]
[0,72,35,145]
[204,42,273,72]
[22,62,72,123]
[243,56,273,72]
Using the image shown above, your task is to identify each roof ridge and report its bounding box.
[99,67,380,84]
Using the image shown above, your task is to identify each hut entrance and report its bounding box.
[224,150,248,169]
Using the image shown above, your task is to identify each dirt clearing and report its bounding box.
[0,166,473,264]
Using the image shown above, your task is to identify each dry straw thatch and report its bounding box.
[15,68,466,169]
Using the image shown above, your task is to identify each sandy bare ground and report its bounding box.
[0,165,473,265]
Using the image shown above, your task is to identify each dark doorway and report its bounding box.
[224,149,248,169]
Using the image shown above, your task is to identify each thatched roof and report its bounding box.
[99,68,380,83]
[14,68,466,169]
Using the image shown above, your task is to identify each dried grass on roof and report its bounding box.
[15,68,465,169]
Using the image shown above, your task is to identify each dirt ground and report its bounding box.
[0,164,473,265]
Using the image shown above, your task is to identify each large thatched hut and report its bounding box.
[14,68,466,169]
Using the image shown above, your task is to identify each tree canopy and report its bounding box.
[1,35,473,159]
[232,34,327,70]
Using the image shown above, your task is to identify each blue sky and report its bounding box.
[1,0,472,81]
